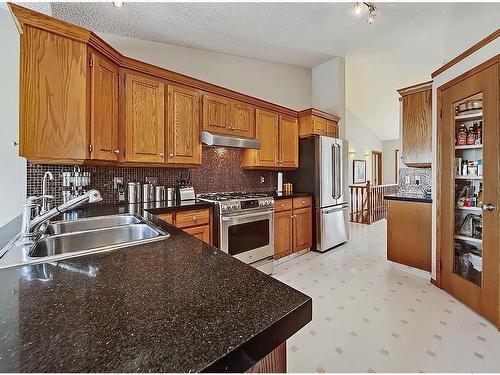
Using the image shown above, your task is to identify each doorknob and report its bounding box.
[482,203,496,211]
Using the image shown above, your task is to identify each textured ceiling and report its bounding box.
[50,2,499,68]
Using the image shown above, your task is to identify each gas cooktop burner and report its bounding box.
[197,192,270,201]
[197,192,274,213]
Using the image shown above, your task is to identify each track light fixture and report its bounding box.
[353,2,377,24]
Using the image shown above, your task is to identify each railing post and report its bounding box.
[366,180,372,224]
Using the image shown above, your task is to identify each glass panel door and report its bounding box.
[453,94,483,287]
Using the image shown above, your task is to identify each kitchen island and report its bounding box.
[0,204,312,372]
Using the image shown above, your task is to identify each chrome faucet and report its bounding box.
[41,171,54,214]
[18,189,103,243]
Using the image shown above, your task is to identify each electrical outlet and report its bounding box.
[113,177,123,189]
[260,176,265,184]
[405,176,411,184]
[415,176,421,185]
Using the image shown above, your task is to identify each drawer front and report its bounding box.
[274,199,293,213]
[175,209,210,229]
[157,213,174,225]
[293,196,312,209]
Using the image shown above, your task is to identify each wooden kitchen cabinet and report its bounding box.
[90,51,119,161]
[274,210,294,259]
[156,208,212,244]
[274,197,312,260]
[386,199,431,271]
[298,108,340,139]
[279,115,299,168]
[202,93,231,135]
[124,71,165,163]
[242,109,279,168]
[166,85,201,166]
[231,101,255,138]
[19,26,89,164]
[398,82,432,167]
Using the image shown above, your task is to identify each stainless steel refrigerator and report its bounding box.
[286,136,349,252]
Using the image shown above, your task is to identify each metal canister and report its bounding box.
[167,187,175,201]
[142,183,154,203]
[155,186,166,202]
[127,182,142,203]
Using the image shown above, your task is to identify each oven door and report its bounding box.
[220,209,274,264]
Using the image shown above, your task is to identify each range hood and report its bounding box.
[201,131,261,149]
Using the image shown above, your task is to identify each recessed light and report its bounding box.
[113,1,123,8]
[354,2,362,15]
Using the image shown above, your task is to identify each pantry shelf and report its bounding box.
[455,111,483,121]
[455,175,483,180]
[455,206,482,212]
[455,235,482,245]
[455,144,483,150]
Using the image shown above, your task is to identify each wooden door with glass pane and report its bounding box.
[438,61,499,325]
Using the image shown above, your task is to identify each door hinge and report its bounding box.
[89,144,93,153]
[89,58,94,68]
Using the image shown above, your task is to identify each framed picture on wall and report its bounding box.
[353,159,366,184]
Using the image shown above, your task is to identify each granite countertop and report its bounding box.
[0,204,312,372]
[384,193,432,203]
[269,191,312,200]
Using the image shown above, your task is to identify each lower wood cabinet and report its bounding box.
[274,197,312,260]
[156,208,212,244]
[386,199,431,271]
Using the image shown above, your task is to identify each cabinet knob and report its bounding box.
[113,149,120,154]
[290,215,294,218]
[301,200,305,204]
[280,203,284,207]
[192,216,197,221]
[159,152,164,157]
[169,153,174,157]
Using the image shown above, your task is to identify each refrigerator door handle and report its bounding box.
[333,143,342,199]
[331,143,336,199]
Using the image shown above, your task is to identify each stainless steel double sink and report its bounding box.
[0,214,169,269]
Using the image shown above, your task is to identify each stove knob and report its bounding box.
[222,204,228,211]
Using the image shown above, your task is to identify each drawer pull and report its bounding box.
[280,203,284,207]
[192,216,197,221]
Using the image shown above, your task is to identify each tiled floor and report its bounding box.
[273,220,500,373]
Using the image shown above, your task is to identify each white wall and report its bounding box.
[100,33,312,111]
[382,139,401,185]
[0,8,26,226]
[312,57,346,138]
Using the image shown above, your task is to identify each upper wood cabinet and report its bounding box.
[19,26,89,164]
[123,71,165,163]
[167,85,201,166]
[398,82,432,167]
[90,51,119,161]
[279,115,298,168]
[202,94,231,134]
[242,109,279,168]
[298,108,340,139]
[231,101,255,138]
[202,94,256,138]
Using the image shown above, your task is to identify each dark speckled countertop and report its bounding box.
[384,193,432,203]
[0,204,311,373]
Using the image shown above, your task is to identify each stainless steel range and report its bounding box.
[198,192,274,274]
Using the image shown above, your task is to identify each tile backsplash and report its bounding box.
[398,167,432,195]
[27,147,277,205]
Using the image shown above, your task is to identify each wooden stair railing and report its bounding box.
[349,181,398,224]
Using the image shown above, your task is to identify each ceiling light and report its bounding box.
[113,1,123,8]
[354,2,362,15]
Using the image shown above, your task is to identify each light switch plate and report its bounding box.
[405,176,411,184]
[113,177,123,189]
[415,176,421,185]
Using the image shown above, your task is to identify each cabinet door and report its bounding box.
[438,62,499,325]
[293,207,312,253]
[90,51,119,161]
[20,27,88,162]
[167,85,201,165]
[312,116,328,136]
[124,72,165,163]
[255,109,279,167]
[274,210,293,260]
[157,213,174,225]
[326,121,338,138]
[402,89,432,167]
[279,115,298,168]
[184,225,211,244]
[232,101,255,138]
[202,94,231,135]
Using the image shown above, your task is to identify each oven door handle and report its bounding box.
[221,210,273,221]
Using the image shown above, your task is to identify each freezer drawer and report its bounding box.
[316,205,349,252]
